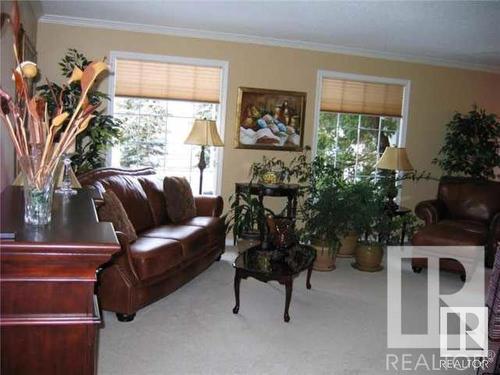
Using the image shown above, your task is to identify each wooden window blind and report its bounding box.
[320,78,404,117]
[114,59,222,103]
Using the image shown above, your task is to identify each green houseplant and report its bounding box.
[433,106,500,180]
[37,49,122,174]
[350,178,387,272]
[301,156,353,271]
[249,146,311,185]
[225,188,273,251]
[350,175,423,272]
[299,157,383,260]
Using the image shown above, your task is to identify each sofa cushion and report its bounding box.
[180,216,224,236]
[139,175,168,226]
[99,175,155,233]
[180,216,225,251]
[141,225,208,258]
[163,177,196,223]
[412,220,488,246]
[130,237,183,281]
[97,190,138,243]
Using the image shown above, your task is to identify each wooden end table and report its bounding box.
[232,244,316,322]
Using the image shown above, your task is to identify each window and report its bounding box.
[315,73,408,180]
[110,54,227,195]
[112,98,219,194]
[317,112,400,180]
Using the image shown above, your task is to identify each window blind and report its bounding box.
[114,59,222,103]
[320,78,404,117]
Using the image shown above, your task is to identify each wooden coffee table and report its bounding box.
[232,244,316,322]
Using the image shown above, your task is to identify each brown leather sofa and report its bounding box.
[411,177,500,278]
[79,167,225,321]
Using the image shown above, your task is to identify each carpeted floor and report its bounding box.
[97,247,474,375]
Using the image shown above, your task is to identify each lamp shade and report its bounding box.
[184,119,224,147]
[375,147,414,171]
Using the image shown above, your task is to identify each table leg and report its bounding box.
[258,190,266,244]
[232,271,241,314]
[306,265,313,290]
[284,279,293,323]
[287,195,293,218]
[233,189,240,246]
[292,194,298,219]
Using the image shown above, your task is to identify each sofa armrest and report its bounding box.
[194,196,223,217]
[114,231,141,282]
[415,199,445,225]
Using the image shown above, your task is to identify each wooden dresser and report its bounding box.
[0,187,120,375]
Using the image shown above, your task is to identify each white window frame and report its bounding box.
[311,70,411,157]
[107,51,229,196]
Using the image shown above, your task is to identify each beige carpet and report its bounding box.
[97,247,474,375]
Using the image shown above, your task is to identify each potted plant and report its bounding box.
[300,157,349,271]
[249,146,311,185]
[433,105,499,180]
[351,178,388,272]
[225,188,273,252]
[331,178,375,258]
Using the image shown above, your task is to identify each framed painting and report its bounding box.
[235,87,306,151]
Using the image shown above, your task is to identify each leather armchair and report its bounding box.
[412,177,500,276]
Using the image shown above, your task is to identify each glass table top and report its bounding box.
[233,244,316,277]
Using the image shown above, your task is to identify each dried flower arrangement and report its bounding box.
[0,2,109,224]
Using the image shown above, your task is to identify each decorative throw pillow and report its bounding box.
[163,176,196,223]
[97,190,138,243]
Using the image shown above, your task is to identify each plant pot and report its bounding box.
[237,230,261,253]
[311,239,336,272]
[336,233,358,258]
[352,242,384,272]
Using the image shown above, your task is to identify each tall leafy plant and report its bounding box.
[433,106,499,180]
[37,49,121,174]
[225,189,274,237]
[300,156,363,251]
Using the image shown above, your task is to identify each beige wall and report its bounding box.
[36,22,500,210]
[0,1,38,192]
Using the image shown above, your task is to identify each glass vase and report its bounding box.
[23,175,55,225]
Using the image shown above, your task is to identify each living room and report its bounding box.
[1,1,499,374]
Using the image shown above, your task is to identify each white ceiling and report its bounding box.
[37,1,500,72]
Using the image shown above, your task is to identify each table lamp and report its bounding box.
[375,147,414,211]
[184,119,224,195]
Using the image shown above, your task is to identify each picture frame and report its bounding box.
[235,87,306,151]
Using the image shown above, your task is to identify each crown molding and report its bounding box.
[38,14,500,74]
